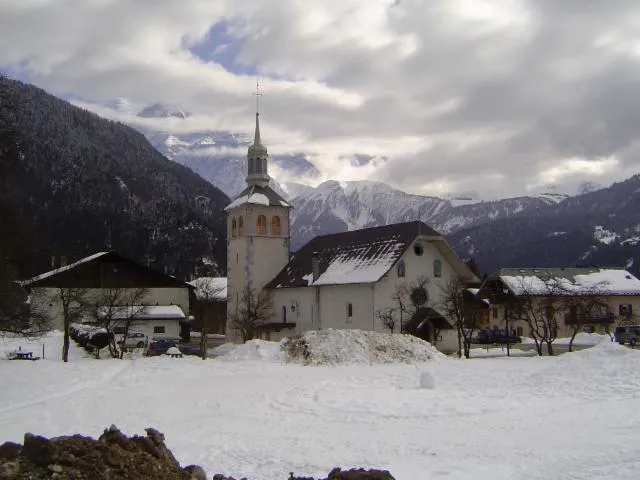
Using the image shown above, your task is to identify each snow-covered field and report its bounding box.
[2,331,640,479]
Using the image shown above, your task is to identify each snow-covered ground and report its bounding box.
[2,331,640,479]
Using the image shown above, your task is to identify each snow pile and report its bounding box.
[217,339,284,362]
[282,329,443,365]
[520,332,609,346]
[529,340,640,397]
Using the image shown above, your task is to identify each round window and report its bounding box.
[414,243,424,256]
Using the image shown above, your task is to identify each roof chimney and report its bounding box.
[312,252,320,282]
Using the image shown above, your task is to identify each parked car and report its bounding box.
[614,325,640,345]
[117,332,148,349]
[147,339,179,356]
[474,328,520,345]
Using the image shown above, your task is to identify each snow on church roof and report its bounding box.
[225,184,290,211]
[266,221,442,288]
[494,268,640,296]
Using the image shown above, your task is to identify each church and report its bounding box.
[224,111,479,352]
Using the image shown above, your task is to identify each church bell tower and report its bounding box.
[224,92,291,342]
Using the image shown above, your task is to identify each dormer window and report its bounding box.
[433,259,442,278]
[238,216,244,236]
[272,216,281,235]
[231,218,237,237]
[257,215,267,234]
[397,259,405,277]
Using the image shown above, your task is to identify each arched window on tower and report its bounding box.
[238,216,244,236]
[257,215,267,234]
[272,216,281,235]
[231,217,237,237]
[433,259,442,278]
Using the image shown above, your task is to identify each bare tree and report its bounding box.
[94,287,147,359]
[391,283,410,333]
[191,278,226,359]
[376,307,397,333]
[508,275,568,356]
[438,277,475,359]
[49,287,89,362]
[559,284,610,352]
[230,285,274,342]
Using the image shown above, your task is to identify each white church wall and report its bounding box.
[318,284,375,331]
[271,286,316,335]
[373,237,455,321]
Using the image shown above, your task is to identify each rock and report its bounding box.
[48,464,63,473]
[183,465,207,480]
[22,433,54,467]
[0,443,21,461]
[0,461,19,480]
[326,467,395,480]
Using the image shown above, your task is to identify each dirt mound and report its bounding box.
[282,329,443,365]
[0,426,202,480]
[0,427,396,480]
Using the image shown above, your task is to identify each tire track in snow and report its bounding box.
[0,361,132,416]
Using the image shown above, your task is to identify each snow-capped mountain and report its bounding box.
[135,104,320,198]
[289,180,450,248]
[447,174,640,274]
[287,181,570,249]
[138,102,190,119]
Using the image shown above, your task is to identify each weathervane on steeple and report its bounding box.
[255,78,262,115]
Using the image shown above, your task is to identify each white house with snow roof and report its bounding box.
[478,267,640,338]
[224,110,479,351]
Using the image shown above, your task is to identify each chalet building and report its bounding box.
[20,251,193,340]
[224,111,479,352]
[477,267,640,338]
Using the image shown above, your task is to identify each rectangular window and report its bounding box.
[619,304,633,317]
[347,303,353,318]
[153,326,166,334]
[492,307,498,319]
[113,326,125,334]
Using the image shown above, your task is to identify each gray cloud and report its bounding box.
[1,0,640,198]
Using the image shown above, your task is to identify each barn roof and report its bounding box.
[19,251,193,289]
[266,221,447,288]
[224,184,290,211]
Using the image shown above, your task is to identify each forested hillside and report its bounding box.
[0,77,229,280]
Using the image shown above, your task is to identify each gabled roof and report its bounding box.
[20,252,110,287]
[225,184,290,211]
[484,267,640,296]
[266,221,443,288]
[19,251,193,289]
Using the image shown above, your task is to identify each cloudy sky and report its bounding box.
[2,0,640,199]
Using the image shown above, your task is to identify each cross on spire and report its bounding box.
[255,79,262,115]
